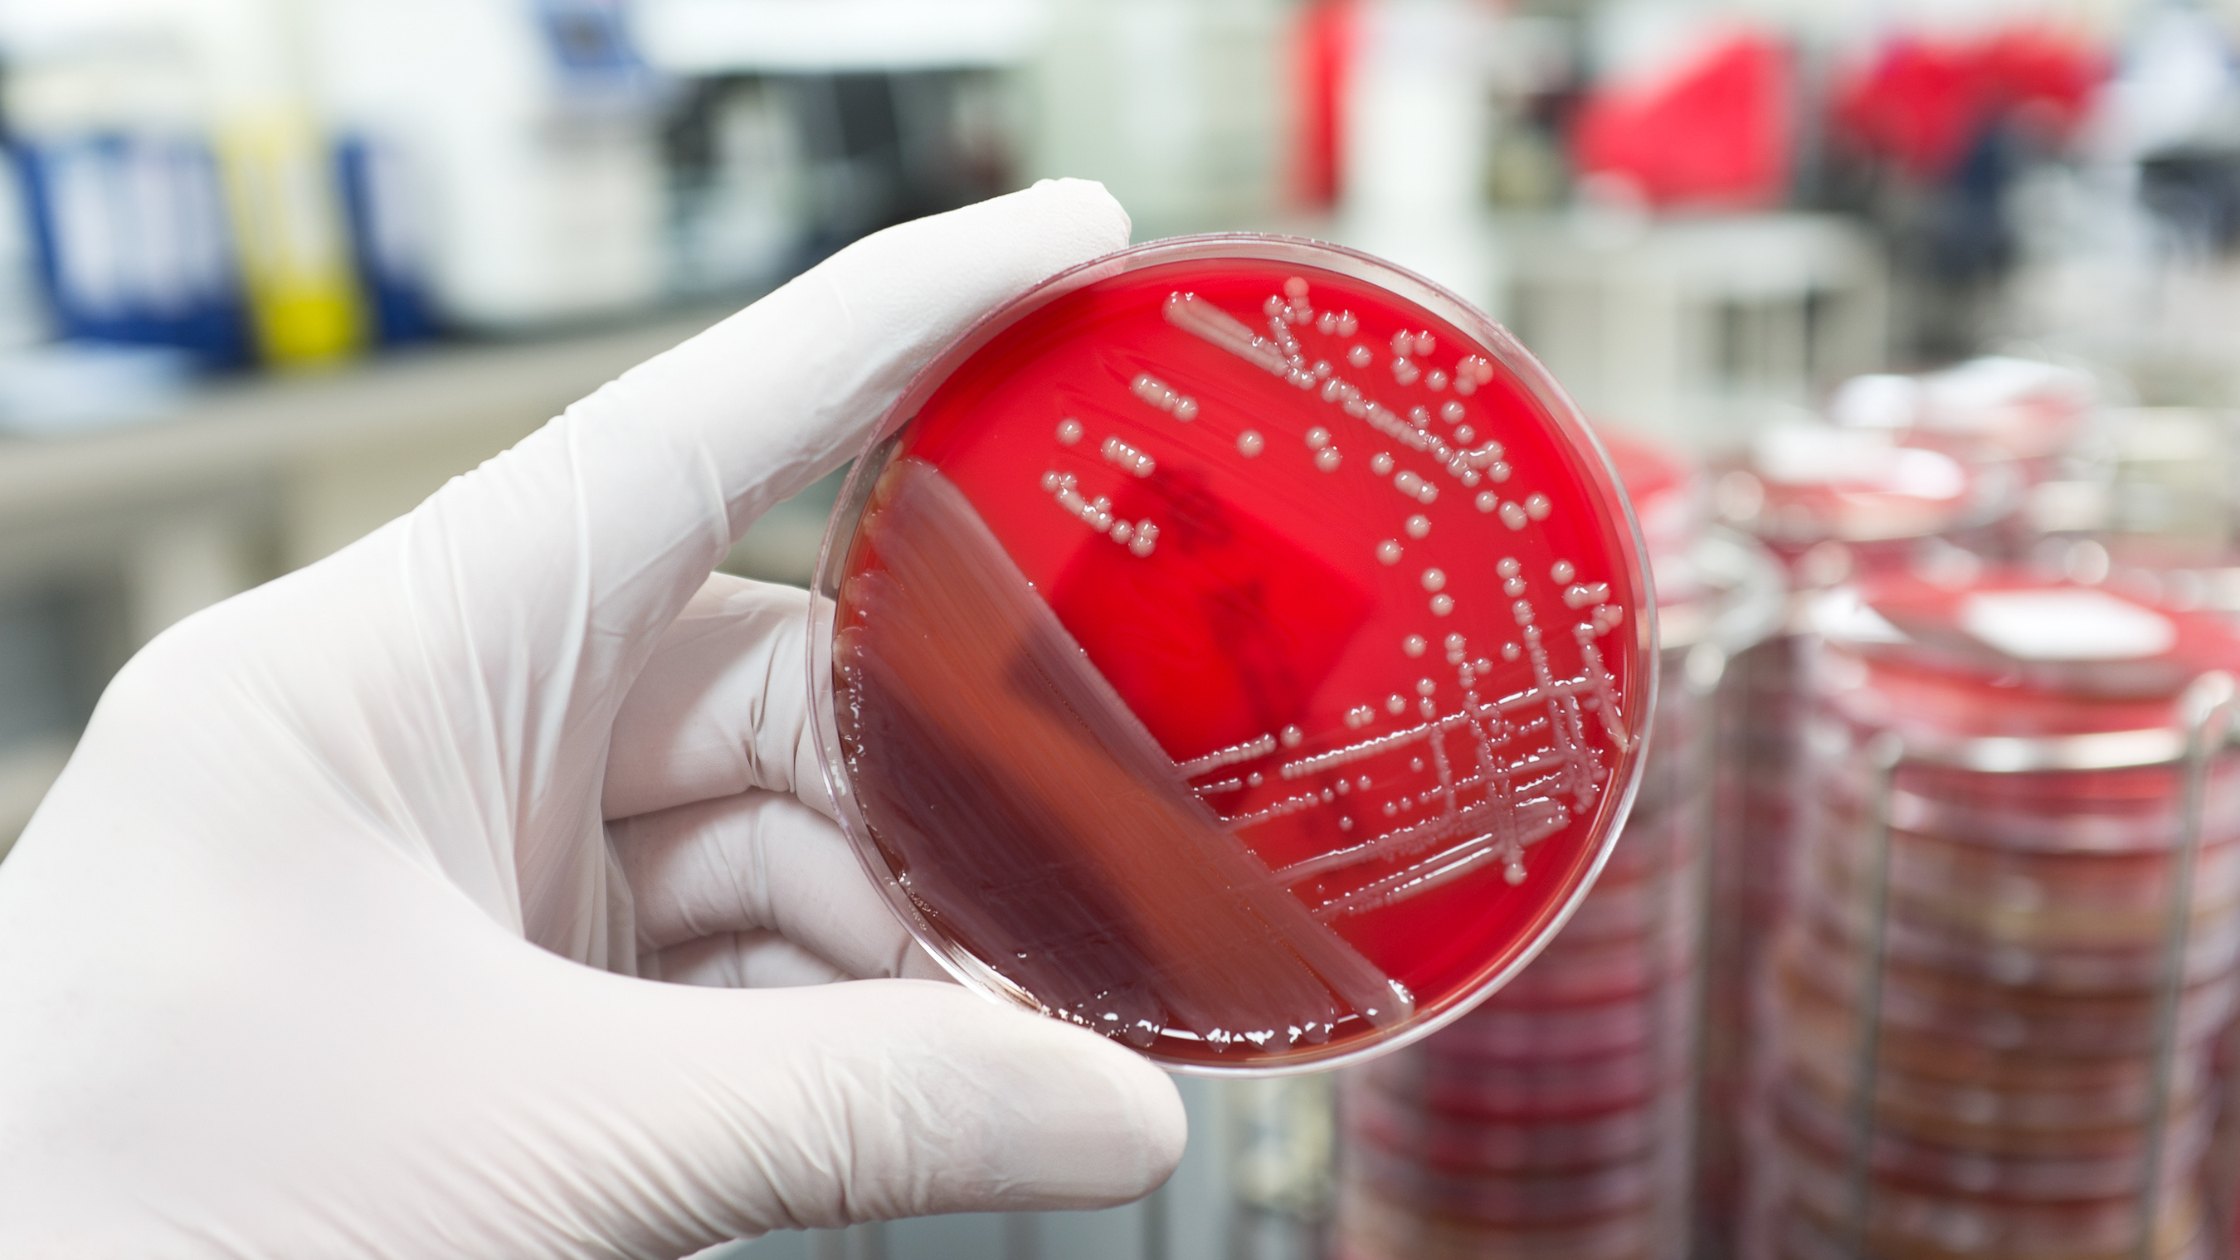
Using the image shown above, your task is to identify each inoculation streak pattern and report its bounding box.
[1136,280,1633,915]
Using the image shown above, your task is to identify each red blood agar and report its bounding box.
[811,237,1654,1070]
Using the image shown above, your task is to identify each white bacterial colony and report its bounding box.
[1177,732,1279,778]
[1019,274,1631,915]
[1131,373,1199,421]
[1475,489,1548,530]
[1163,292,1506,488]
[1101,435,1157,478]
[1139,276,1633,910]
[1041,470,1158,557]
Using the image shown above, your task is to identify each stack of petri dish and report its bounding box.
[1334,430,1784,1260]
[1704,418,2021,1254]
[1828,358,2095,501]
[1747,573,2240,1260]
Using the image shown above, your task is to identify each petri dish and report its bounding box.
[1595,424,1704,567]
[1800,879,2240,994]
[1346,1079,1671,1171]
[1784,1039,2199,1150]
[1365,1044,1680,1120]
[810,235,1654,1071]
[1750,570,2240,1260]
[1769,1208,2206,1260]
[1723,422,2018,554]
[1338,1180,1665,1260]
[1777,1066,2209,1174]
[1350,1142,1670,1224]
[1492,930,1696,1008]
[1774,1136,2201,1256]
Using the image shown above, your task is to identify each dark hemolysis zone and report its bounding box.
[837,458,1407,1058]
[840,654,1176,1045]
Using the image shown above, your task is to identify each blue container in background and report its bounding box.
[335,136,435,347]
[10,134,251,368]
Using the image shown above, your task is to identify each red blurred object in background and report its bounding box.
[1833,26,2105,180]
[1294,0,1362,210]
[1573,29,1793,210]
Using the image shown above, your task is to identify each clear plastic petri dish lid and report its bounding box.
[810,235,1655,1072]
[1350,1140,1672,1225]
[1724,420,2020,548]
[1337,1178,1665,1260]
[1597,424,1789,656]
[1809,751,2240,855]
[1345,1075,1675,1172]
[1810,571,2240,739]
[1594,423,1705,569]
[1366,1039,1681,1120]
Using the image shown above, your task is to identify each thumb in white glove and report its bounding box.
[0,179,1184,1260]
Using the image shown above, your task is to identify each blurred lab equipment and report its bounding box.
[203,0,364,366]
[1824,22,2106,361]
[5,53,250,367]
[1028,0,1289,242]
[1701,398,2033,1256]
[334,135,435,346]
[308,0,666,329]
[639,0,1035,296]
[1336,0,1501,312]
[1573,25,1792,213]
[1501,215,1886,453]
[0,125,47,349]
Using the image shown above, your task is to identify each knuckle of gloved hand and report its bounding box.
[97,593,269,723]
[726,576,809,616]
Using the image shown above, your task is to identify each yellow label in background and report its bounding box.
[214,110,362,367]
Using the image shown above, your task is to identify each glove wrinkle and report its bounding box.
[600,835,640,975]
[610,789,920,981]
[650,931,847,988]
[599,583,835,855]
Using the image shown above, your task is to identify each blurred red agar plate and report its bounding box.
[810,236,1654,1070]
[1815,575,2240,741]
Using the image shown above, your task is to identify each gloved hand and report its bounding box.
[0,180,1184,1260]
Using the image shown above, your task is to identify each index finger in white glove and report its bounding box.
[320,181,1129,953]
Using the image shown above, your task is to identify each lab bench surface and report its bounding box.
[0,308,733,851]
[0,309,731,582]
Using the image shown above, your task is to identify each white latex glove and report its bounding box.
[0,180,1184,1260]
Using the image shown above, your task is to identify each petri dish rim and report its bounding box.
[806,232,1659,1076]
